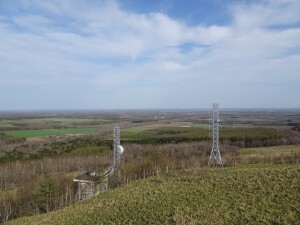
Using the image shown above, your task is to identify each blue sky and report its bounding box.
[0,0,299,110]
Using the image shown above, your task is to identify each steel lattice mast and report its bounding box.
[113,124,121,169]
[208,103,223,167]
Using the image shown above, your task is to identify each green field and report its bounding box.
[0,117,103,131]
[8,164,300,225]
[4,128,97,138]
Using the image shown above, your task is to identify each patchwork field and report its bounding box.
[1,109,299,223]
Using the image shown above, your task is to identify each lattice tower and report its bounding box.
[113,124,120,168]
[208,103,223,167]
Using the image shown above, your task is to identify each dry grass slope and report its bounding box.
[8,164,300,225]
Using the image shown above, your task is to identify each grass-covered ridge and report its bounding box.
[9,164,300,225]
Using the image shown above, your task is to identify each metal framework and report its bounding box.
[208,103,223,167]
[113,124,121,168]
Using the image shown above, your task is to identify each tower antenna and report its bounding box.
[208,103,223,167]
[113,124,121,169]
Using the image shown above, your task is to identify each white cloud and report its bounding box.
[0,0,299,109]
[12,15,54,31]
[232,0,300,29]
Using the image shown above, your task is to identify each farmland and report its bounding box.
[8,164,300,225]
[0,109,300,223]
[4,128,97,138]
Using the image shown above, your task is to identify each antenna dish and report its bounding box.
[118,145,124,154]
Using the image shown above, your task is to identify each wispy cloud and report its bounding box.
[0,0,299,109]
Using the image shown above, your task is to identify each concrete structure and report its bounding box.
[73,171,108,200]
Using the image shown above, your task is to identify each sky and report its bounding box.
[0,0,299,110]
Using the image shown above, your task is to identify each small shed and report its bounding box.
[73,171,108,200]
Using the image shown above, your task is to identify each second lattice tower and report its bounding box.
[208,103,223,166]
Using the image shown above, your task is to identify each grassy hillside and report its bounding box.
[8,164,300,225]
